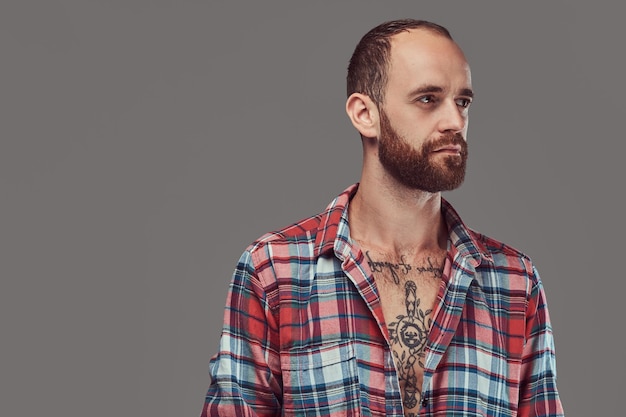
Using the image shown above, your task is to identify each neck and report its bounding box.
[348,176,447,254]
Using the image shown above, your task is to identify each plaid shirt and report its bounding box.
[202,184,563,417]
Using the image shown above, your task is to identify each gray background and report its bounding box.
[2,1,623,416]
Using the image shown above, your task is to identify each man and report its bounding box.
[201,19,563,417]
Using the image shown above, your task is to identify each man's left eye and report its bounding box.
[456,98,472,108]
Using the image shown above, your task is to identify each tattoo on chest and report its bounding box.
[388,280,432,410]
[365,250,443,284]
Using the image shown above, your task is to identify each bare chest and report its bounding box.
[363,249,445,414]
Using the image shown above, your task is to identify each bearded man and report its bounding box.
[201,19,564,417]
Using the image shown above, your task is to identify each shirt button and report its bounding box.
[421,397,428,407]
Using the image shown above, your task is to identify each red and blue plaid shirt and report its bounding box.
[202,184,563,416]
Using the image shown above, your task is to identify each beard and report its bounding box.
[378,109,468,192]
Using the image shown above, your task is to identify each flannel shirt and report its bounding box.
[202,184,563,417]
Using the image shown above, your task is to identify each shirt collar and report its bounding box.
[441,199,493,266]
[314,184,358,258]
[314,183,491,266]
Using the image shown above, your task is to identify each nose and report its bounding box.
[437,99,467,134]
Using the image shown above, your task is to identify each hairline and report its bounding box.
[347,20,454,106]
[380,27,456,105]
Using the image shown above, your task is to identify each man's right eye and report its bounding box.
[416,95,435,104]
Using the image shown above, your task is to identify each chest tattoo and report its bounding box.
[363,249,443,413]
[388,280,433,410]
[365,250,442,284]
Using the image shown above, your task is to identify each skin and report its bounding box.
[345,29,473,415]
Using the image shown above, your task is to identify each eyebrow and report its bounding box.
[408,85,474,98]
[459,88,475,98]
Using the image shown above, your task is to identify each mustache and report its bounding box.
[431,132,465,146]
[426,133,468,154]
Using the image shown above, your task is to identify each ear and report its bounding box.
[346,93,379,139]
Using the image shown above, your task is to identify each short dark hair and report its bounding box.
[347,19,453,105]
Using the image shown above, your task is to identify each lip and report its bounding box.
[432,144,462,153]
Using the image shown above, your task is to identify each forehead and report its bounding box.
[387,29,472,89]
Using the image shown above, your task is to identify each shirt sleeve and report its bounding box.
[201,249,282,417]
[518,266,564,417]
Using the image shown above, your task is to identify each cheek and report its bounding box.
[384,107,437,144]
[389,111,423,133]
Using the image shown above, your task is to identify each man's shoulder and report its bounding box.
[466,227,538,277]
[245,185,357,257]
[236,209,338,286]
[444,201,532,269]
[470,228,529,260]
[250,212,325,251]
